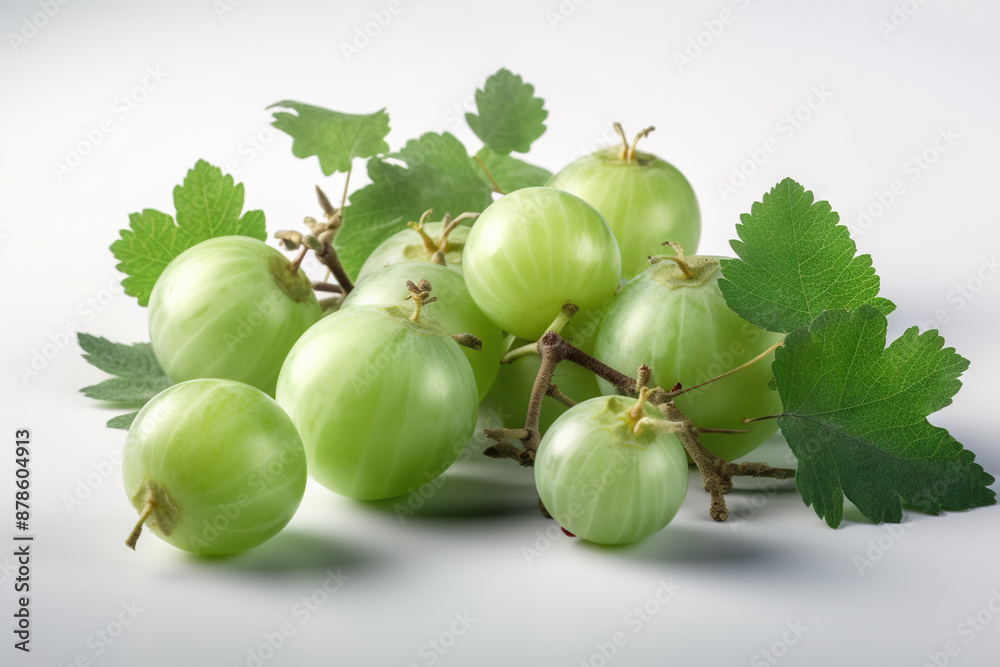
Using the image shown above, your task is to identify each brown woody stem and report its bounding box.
[546,385,576,408]
[312,282,344,294]
[500,304,580,364]
[481,331,796,523]
[659,402,795,522]
[315,246,354,294]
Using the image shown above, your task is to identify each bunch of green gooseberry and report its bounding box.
[123,127,782,554]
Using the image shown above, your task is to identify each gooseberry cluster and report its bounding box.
[123,125,789,553]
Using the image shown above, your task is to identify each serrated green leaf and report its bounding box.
[110,160,266,306]
[79,333,172,429]
[107,412,140,430]
[270,101,390,175]
[718,178,895,334]
[475,147,552,193]
[108,209,177,307]
[335,132,494,280]
[173,162,266,239]
[78,333,164,379]
[81,377,172,403]
[465,69,547,155]
[774,305,995,528]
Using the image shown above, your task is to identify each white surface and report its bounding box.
[2,0,1000,665]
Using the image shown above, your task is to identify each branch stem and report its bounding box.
[500,342,538,364]
[481,331,796,523]
[339,165,352,212]
[548,303,580,335]
[484,427,530,442]
[523,344,560,452]
[315,247,354,293]
[312,282,344,294]
[660,402,794,521]
[474,155,505,195]
[557,336,638,397]
[499,304,580,364]
[695,427,751,435]
[670,339,783,399]
[743,414,782,424]
[546,385,577,408]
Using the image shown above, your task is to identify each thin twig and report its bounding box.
[339,164,352,212]
[743,414,782,424]
[669,339,783,399]
[500,342,538,364]
[315,246,354,293]
[499,304,580,364]
[695,427,751,435]
[546,384,577,408]
[484,427,530,441]
[523,344,559,452]
[483,442,534,466]
[481,331,796,523]
[554,333,639,397]
[474,155,505,195]
[660,402,794,522]
[312,282,344,294]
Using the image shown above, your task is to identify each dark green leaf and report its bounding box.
[775,306,995,527]
[81,377,172,403]
[79,333,164,379]
[476,147,552,192]
[719,178,895,334]
[270,101,390,175]
[465,69,547,155]
[78,333,172,429]
[107,412,140,430]
[110,160,266,306]
[335,132,494,280]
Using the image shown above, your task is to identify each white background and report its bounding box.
[2,0,1000,665]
